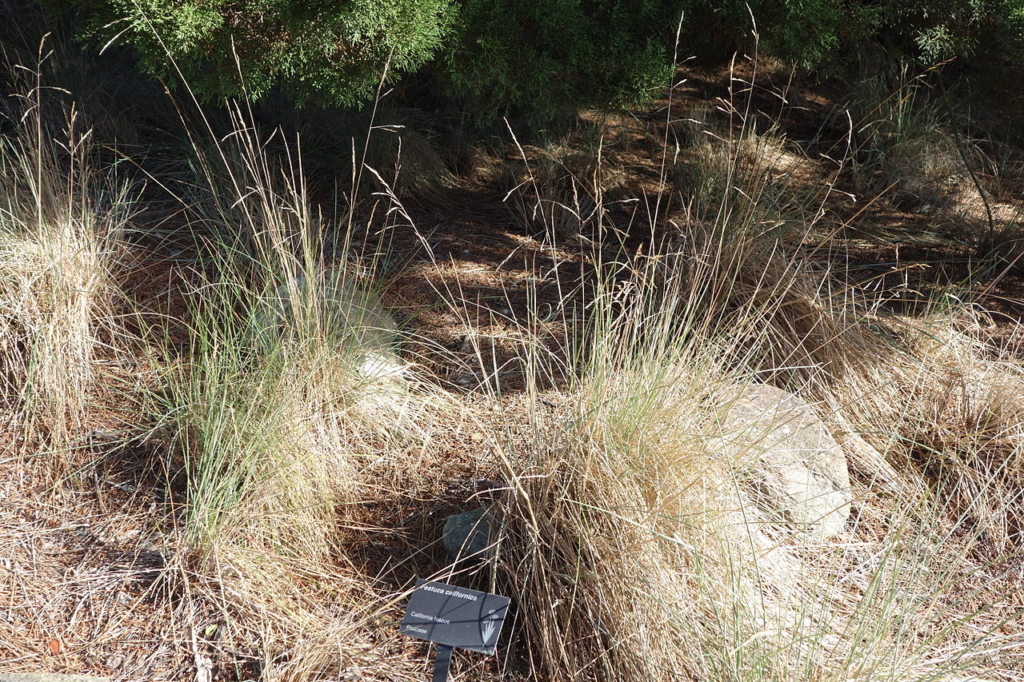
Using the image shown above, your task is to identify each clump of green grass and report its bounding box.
[487,256,750,680]
[129,95,460,679]
[160,283,353,559]
[848,67,979,212]
[149,100,428,559]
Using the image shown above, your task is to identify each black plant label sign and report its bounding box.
[401,579,510,655]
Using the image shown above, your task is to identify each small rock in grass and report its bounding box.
[442,508,491,560]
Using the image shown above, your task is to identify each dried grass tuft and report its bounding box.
[0,46,127,458]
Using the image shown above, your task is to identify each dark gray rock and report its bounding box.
[442,508,491,559]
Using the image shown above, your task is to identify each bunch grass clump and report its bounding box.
[830,308,1024,553]
[136,99,453,679]
[490,253,754,680]
[500,136,609,242]
[0,47,127,456]
[152,100,429,561]
[849,68,978,212]
[489,247,1020,682]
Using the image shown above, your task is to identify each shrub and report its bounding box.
[880,0,1024,62]
[440,0,680,118]
[42,0,1024,117]
[60,0,456,106]
[55,0,682,116]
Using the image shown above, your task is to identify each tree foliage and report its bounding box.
[880,0,1024,62]
[684,0,1024,68]
[49,0,1024,115]
[66,0,456,106]
[441,0,682,116]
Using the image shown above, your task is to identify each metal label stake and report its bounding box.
[432,644,454,682]
[401,579,510,680]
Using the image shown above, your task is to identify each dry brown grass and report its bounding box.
[478,250,1024,682]
[0,94,127,458]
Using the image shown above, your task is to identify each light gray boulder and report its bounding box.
[442,508,492,560]
[258,267,408,382]
[710,385,851,537]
